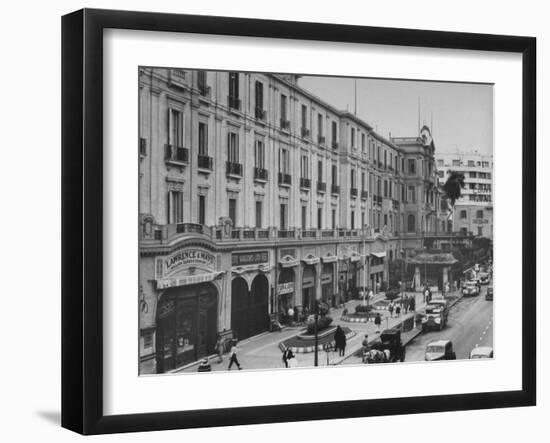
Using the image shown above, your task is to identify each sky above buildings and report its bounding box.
[298,75,493,156]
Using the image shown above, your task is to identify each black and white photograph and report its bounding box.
[138,69,494,375]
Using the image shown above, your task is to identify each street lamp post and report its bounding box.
[362,224,368,306]
[314,302,319,367]
[423,246,427,287]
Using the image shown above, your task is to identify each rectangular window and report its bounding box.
[255,81,264,111]
[256,201,262,228]
[169,108,184,147]
[361,211,365,228]
[198,195,206,225]
[482,161,490,168]
[361,172,365,191]
[229,198,237,226]
[332,209,336,229]
[351,169,356,188]
[384,214,388,226]
[227,131,239,163]
[302,206,307,230]
[229,72,239,99]
[255,140,265,168]
[318,113,323,136]
[350,210,355,229]
[332,164,337,185]
[384,180,388,197]
[470,171,477,178]
[401,184,406,202]
[361,133,366,151]
[198,122,208,155]
[280,94,287,121]
[197,70,207,90]
[408,186,416,203]
[384,151,387,168]
[437,159,444,166]
[280,204,287,230]
[301,105,307,129]
[301,155,309,178]
[408,159,416,175]
[331,121,337,143]
[468,160,475,167]
[279,148,289,174]
[452,159,460,166]
[317,208,323,229]
[318,160,323,182]
[351,127,356,148]
[169,191,184,224]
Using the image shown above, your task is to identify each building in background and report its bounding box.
[138,68,446,374]
[436,152,493,239]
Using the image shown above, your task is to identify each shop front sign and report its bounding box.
[278,282,295,295]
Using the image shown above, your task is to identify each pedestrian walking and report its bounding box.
[403,295,409,313]
[361,334,370,363]
[388,301,394,318]
[374,312,382,333]
[214,334,224,364]
[396,304,401,317]
[409,295,416,313]
[227,342,242,370]
[334,325,346,356]
[197,358,212,372]
[424,286,430,304]
[287,306,295,325]
[282,346,293,368]
[288,352,298,368]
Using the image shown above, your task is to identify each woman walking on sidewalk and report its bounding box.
[375,312,382,333]
[334,325,346,356]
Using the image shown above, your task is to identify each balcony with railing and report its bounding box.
[197,155,213,170]
[332,140,339,150]
[228,95,241,110]
[198,83,211,98]
[254,167,268,181]
[392,199,400,210]
[331,184,340,195]
[350,187,358,198]
[278,172,292,186]
[317,181,327,193]
[169,69,187,88]
[318,135,326,145]
[361,190,368,200]
[226,161,243,177]
[302,229,317,238]
[280,119,291,131]
[278,229,296,239]
[301,127,310,139]
[164,144,189,164]
[300,177,311,189]
[255,107,266,121]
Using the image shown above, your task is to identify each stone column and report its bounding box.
[414,265,421,291]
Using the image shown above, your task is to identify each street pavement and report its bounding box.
[174,290,451,373]
[405,284,493,361]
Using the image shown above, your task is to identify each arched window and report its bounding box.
[407,214,416,232]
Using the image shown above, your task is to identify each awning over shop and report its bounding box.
[349,252,361,262]
[279,255,299,268]
[321,253,338,263]
[301,253,320,265]
[371,251,387,258]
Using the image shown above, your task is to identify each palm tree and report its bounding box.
[441,171,465,219]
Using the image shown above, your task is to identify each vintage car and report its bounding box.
[425,339,456,361]
[462,280,480,296]
[421,299,449,332]
[485,286,493,301]
[470,346,494,359]
[478,272,490,285]
[364,329,406,363]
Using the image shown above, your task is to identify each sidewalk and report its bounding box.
[174,290,462,373]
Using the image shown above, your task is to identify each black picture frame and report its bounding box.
[61,8,536,435]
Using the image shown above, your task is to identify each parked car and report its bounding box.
[422,299,449,332]
[425,339,456,361]
[462,280,480,296]
[485,286,493,301]
[470,346,494,359]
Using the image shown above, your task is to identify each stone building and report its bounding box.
[138,68,442,374]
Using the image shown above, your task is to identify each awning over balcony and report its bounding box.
[371,251,387,258]
[349,252,361,262]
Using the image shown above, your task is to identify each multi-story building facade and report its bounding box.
[138,68,441,374]
[436,152,493,238]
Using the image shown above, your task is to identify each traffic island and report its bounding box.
[340,303,374,323]
[279,325,356,353]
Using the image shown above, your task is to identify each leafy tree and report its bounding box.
[441,171,465,218]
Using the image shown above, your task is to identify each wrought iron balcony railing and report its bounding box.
[254,167,268,181]
[300,177,311,189]
[317,181,327,193]
[226,161,243,176]
[278,172,292,186]
[164,144,189,163]
[228,95,241,110]
[197,155,213,170]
